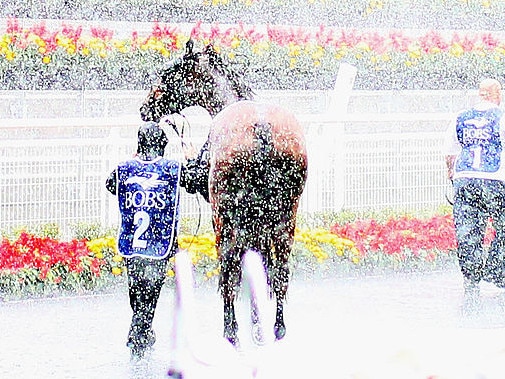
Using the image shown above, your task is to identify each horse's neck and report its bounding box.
[208,99,238,117]
[208,93,255,117]
[207,68,252,117]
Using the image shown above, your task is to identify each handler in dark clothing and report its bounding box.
[105,121,201,359]
[444,78,505,309]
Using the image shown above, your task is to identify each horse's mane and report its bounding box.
[202,44,255,102]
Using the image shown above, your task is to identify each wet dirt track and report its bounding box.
[2,267,505,379]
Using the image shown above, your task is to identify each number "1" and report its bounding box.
[133,210,150,249]
[471,145,482,169]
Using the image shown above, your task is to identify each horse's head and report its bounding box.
[140,40,253,122]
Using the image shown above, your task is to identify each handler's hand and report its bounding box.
[447,168,453,181]
[183,142,197,160]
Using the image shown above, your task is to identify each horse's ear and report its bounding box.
[185,39,194,57]
[204,43,220,65]
[204,43,216,55]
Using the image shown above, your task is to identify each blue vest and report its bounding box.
[455,107,503,173]
[116,157,181,259]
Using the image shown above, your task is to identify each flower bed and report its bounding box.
[0,212,468,300]
[1,18,505,91]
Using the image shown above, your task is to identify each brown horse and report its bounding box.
[140,40,308,346]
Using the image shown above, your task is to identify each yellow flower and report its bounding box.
[288,42,301,57]
[56,35,72,49]
[42,55,51,64]
[350,246,361,256]
[289,57,297,68]
[230,37,240,49]
[449,43,464,57]
[29,35,46,47]
[342,238,355,247]
[112,254,123,263]
[408,49,421,59]
[381,53,390,61]
[5,49,15,61]
[94,251,103,259]
[495,46,505,55]
[166,269,175,277]
[311,45,325,61]
[251,41,269,55]
[356,41,371,52]
[111,267,122,275]
[0,35,12,46]
[175,34,185,50]
[88,38,106,51]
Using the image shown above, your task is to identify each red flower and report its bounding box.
[61,23,83,43]
[0,232,98,281]
[419,30,449,53]
[6,17,21,34]
[331,214,460,259]
[90,26,113,40]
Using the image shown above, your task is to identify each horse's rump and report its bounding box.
[209,101,307,164]
[208,101,308,254]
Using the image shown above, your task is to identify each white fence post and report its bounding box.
[303,63,357,213]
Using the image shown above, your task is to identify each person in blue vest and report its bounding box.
[105,121,198,359]
[445,78,505,309]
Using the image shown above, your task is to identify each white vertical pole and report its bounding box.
[327,62,357,115]
[329,63,356,211]
[306,63,357,213]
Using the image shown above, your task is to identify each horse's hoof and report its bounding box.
[274,324,286,340]
[225,334,240,348]
[129,345,148,361]
[167,368,184,379]
[251,323,266,346]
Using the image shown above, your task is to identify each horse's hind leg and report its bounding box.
[223,297,238,346]
[272,215,296,341]
[219,238,242,346]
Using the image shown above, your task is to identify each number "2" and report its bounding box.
[132,210,150,249]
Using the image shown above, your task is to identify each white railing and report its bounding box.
[0,110,451,236]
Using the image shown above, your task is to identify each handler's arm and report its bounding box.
[443,118,460,182]
[180,141,210,202]
[105,170,117,195]
[445,155,456,181]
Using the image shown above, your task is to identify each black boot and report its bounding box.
[127,325,156,359]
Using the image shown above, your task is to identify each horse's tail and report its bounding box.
[253,122,274,156]
[241,249,274,347]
